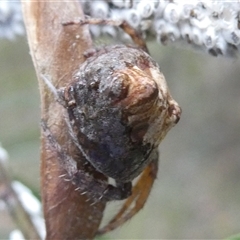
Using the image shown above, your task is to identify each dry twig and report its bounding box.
[21,1,106,239]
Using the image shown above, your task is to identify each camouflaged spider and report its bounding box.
[41,18,181,235]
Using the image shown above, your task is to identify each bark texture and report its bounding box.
[21,1,106,239]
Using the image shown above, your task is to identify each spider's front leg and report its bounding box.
[97,149,159,235]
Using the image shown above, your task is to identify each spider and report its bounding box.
[41,18,181,235]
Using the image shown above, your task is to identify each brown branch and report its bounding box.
[21,1,106,239]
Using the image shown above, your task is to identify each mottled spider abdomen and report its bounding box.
[62,45,181,182]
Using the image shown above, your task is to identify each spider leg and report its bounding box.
[40,74,67,107]
[62,18,149,53]
[41,119,132,202]
[62,111,94,164]
[97,149,159,235]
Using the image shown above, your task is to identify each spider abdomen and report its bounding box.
[63,45,181,182]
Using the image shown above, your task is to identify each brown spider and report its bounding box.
[41,18,181,235]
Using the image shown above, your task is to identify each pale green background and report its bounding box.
[0,36,240,239]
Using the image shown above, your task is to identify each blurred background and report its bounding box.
[0,36,240,239]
